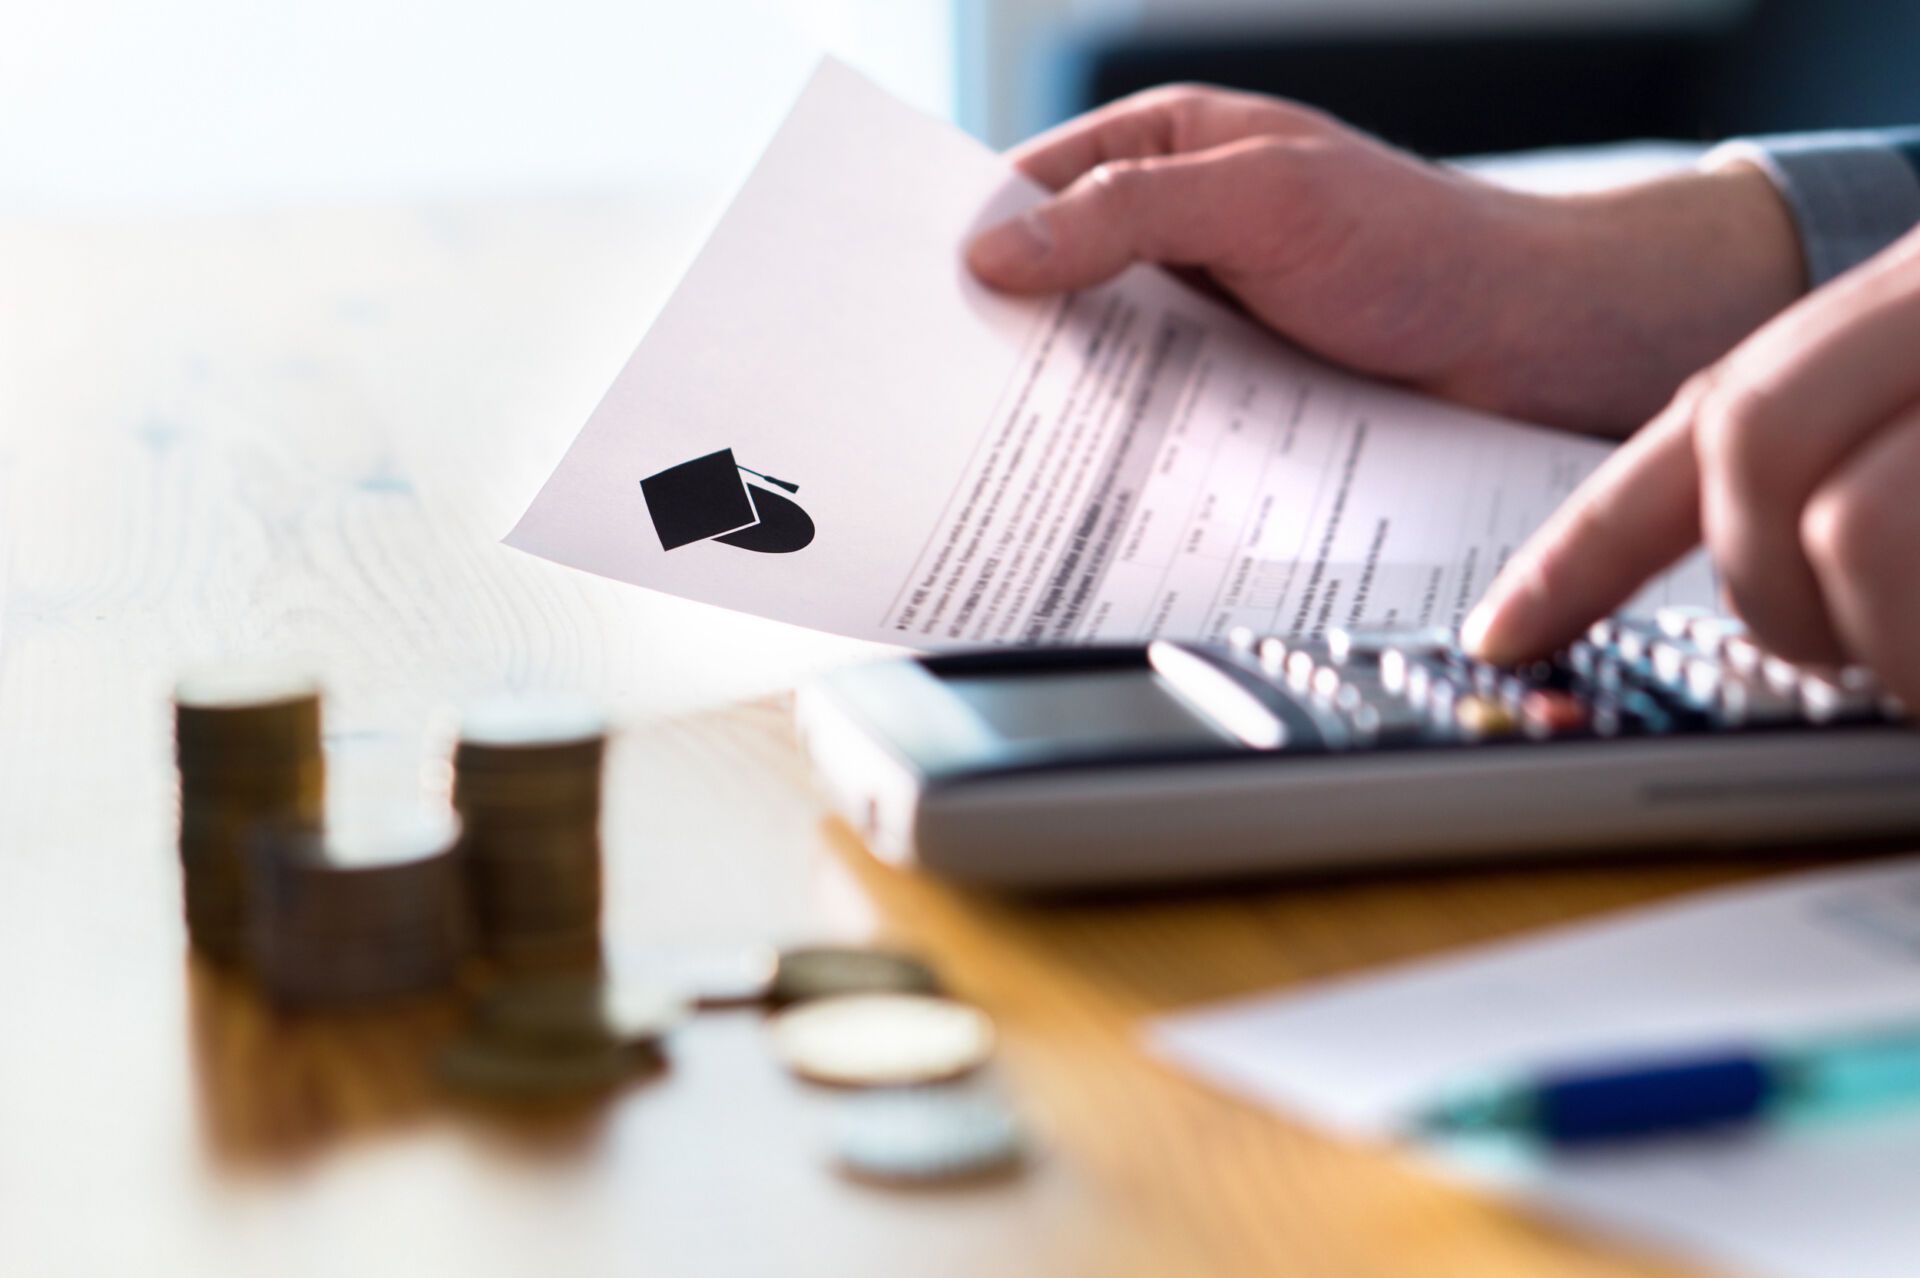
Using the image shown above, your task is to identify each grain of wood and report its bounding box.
[0,195,1802,1276]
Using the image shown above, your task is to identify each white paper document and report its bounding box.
[1151,858,1920,1278]
[508,59,1711,646]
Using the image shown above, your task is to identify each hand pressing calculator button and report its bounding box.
[798,611,1920,888]
[1203,615,1905,753]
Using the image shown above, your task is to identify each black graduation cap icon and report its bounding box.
[639,448,816,554]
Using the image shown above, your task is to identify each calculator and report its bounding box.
[794,609,1920,888]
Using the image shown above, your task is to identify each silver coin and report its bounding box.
[831,1087,1026,1184]
[770,993,994,1087]
[770,946,941,1006]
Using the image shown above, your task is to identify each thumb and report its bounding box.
[967,143,1270,294]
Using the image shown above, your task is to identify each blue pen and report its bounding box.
[1409,1020,1920,1147]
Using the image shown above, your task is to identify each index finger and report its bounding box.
[1464,393,1706,664]
[1005,87,1324,192]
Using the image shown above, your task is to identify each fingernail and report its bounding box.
[1460,602,1497,658]
[968,211,1053,278]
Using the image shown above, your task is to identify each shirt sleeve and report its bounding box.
[1703,128,1920,287]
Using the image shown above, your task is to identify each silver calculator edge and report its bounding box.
[794,666,1920,890]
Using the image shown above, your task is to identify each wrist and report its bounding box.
[1441,164,1805,436]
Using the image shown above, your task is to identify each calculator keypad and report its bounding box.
[1219,609,1906,750]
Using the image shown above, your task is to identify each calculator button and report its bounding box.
[1402,660,1458,712]
[1521,689,1588,739]
[1683,655,1721,705]
[1687,615,1746,654]
[1455,696,1519,740]
[1655,605,1717,639]
[1614,621,1657,664]
[1309,665,1344,703]
[1497,674,1533,709]
[1329,682,1367,715]
[1469,663,1502,698]
[1722,636,1764,677]
[1591,689,1675,736]
[1581,655,1627,695]
[1257,636,1287,676]
[1348,700,1427,746]
[1227,625,1257,653]
[1714,675,1801,728]
[1761,655,1801,696]
[1799,669,1879,724]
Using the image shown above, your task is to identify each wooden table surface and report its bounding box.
[0,192,1814,1277]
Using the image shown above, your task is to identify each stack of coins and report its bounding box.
[453,697,609,973]
[174,669,325,963]
[247,803,470,1005]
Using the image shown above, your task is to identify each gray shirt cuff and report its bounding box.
[1704,129,1920,287]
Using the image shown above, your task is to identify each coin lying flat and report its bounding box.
[474,975,687,1052]
[769,994,994,1087]
[770,946,941,1007]
[831,1087,1026,1184]
[434,1036,660,1100]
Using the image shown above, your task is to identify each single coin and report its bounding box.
[770,994,994,1087]
[770,946,941,1006]
[831,1087,1026,1184]
[174,666,324,759]
[435,1035,659,1100]
[475,975,687,1051]
[174,665,321,710]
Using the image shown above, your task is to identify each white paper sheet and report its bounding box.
[507,58,1712,647]
[1150,858,1920,1278]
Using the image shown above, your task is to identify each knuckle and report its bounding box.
[1082,158,1146,208]
[1132,82,1211,111]
[1801,480,1897,584]
[1129,83,1214,139]
[1691,378,1794,497]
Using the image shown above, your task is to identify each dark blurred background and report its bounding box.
[958,0,1920,157]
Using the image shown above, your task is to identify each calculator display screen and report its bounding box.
[947,669,1233,754]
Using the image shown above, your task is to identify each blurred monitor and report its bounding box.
[959,0,1920,156]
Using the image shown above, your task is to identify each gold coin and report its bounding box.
[769,994,994,1087]
[457,695,608,751]
[174,666,323,758]
[770,946,941,1006]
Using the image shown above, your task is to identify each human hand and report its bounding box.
[1464,222,1920,706]
[967,86,1803,436]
